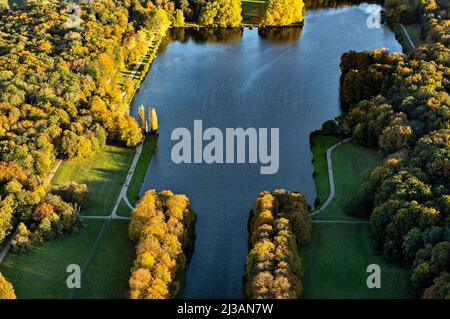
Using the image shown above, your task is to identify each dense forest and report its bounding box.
[0,0,175,251]
[244,190,311,299]
[319,0,450,298]
[0,0,176,294]
[128,190,196,299]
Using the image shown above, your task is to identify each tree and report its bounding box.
[0,273,15,299]
[12,222,32,253]
[33,203,56,222]
[423,272,450,299]
[0,0,9,10]
[0,195,15,245]
[199,0,242,27]
[173,9,185,27]
[149,107,159,133]
[145,9,171,35]
[379,124,413,154]
[52,182,88,207]
[260,0,304,26]
[139,105,147,133]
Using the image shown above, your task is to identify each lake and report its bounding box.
[130,3,402,298]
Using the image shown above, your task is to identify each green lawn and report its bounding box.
[302,135,414,298]
[0,220,104,299]
[0,220,135,299]
[242,0,267,23]
[301,223,414,298]
[405,24,422,46]
[51,145,135,216]
[314,139,383,221]
[73,220,135,299]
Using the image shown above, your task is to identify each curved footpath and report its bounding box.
[310,137,352,217]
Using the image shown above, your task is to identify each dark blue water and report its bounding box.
[131,4,401,298]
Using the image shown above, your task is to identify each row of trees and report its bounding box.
[244,190,311,299]
[128,190,196,299]
[321,0,450,298]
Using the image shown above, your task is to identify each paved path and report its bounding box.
[400,24,416,50]
[311,138,352,216]
[0,233,14,264]
[44,159,62,186]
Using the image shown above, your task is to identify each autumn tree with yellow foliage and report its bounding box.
[260,0,305,26]
[199,0,243,27]
[244,189,311,299]
[128,190,196,299]
[0,273,16,299]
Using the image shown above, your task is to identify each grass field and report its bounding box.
[0,220,104,299]
[51,145,135,216]
[242,0,267,23]
[301,223,414,298]
[0,220,135,299]
[301,135,414,298]
[314,137,383,221]
[73,220,134,299]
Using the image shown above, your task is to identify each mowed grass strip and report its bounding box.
[310,135,340,207]
[73,220,134,299]
[300,223,414,298]
[242,0,267,23]
[301,135,414,298]
[51,145,135,216]
[117,134,158,217]
[0,220,104,299]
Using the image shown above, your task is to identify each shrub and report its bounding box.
[52,182,88,207]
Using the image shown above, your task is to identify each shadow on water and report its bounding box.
[258,27,303,44]
[169,28,245,44]
[166,27,303,46]
[305,0,381,10]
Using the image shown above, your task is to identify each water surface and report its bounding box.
[131,4,401,298]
